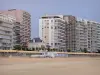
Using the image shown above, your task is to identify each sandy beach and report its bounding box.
[0,57,100,75]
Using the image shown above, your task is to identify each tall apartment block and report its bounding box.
[0,13,16,50]
[40,15,100,52]
[13,22,22,46]
[0,9,31,47]
[64,15,100,52]
[39,15,66,51]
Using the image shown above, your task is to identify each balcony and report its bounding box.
[0,27,12,31]
[0,21,3,24]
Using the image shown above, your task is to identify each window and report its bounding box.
[51,27,53,29]
[88,44,90,46]
[55,20,57,22]
[58,36,60,38]
[55,26,57,29]
[88,35,90,37]
[55,43,57,46]
[51,43,53,45]
[51,20,53,22]
[60,40,62,42]
[98,26,100,28]
[45,36,46,38]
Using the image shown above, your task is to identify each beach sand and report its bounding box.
[0,57,100,75]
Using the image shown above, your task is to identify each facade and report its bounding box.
[0,13,16,50]
[13,22,22,46]
[39,15,66,51]
[0,9,31,47]
[28,38,45,50]
[63,15,76,51]
[64,15,100,52]
[96,23,100,51]
[40,14,100,52]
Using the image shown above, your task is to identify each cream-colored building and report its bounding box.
[39,15,66,51]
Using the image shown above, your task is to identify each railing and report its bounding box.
[0,50,100,57]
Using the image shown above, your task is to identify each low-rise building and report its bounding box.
[28,38,45,50]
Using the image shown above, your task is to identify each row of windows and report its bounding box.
[0,31,11,34]
[42,20,53,23]
[0,17,15,23]
[1,42,11,45]
[47,43,60,46]
[42,26,65,29]
[42,19,64,23]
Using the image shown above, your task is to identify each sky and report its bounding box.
[0,0,100,38]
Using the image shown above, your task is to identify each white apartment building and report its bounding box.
[75,18,100,52]
[0,13,16,50]
[64,15,100,52]
[39,15,66,51]
[75,18,97,52]
[96,23,100,51]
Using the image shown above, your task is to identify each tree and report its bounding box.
[50,49,53,52]
[13,45,22,50]
[55,49,58,52]
[83,48,88,53]
[22,46,27,51]
[67,49,71,52]
[26,48,29,51]
[38,47,41,51]
[41,45,45,50]
[61,49,64,52]
[28,48,32,51]
[80,48,83,52]
[36,47,39,51]
[47,47,50,52]
[22,47,25,51]
[32,47,35,51]
[97,50,100,53]
[59,49,61,52]
[52,48,56,52]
